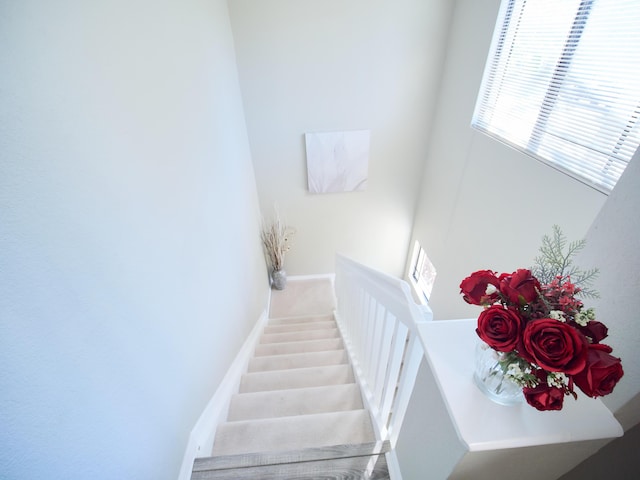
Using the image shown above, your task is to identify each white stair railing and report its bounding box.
[334,254,433,449]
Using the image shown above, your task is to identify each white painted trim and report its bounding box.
[406,241,431,306]
[386,450,404,479]
[287,273,336,283]
[334,309,386,441]
[408,275,428,306]
[405,240,421,280]
[177,309,269,480]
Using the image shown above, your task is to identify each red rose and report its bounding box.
[476,305,522,352]
[460,270,500,305]
[574,344,624,397]
[576,320,608,344]
[522,318,588,375]
[499,269,541,305]
[523,382,565,411]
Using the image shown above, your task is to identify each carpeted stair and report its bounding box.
[192,278,389,479]
[212,312,375,456]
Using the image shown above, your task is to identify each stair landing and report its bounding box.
[268,277,337,318]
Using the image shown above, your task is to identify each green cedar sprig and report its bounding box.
[531,225,600,299]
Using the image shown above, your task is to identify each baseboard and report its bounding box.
[287,273,336,283]
[177,309,269,480]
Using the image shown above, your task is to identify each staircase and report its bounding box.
[191,277,390,479]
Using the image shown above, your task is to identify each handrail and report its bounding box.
[334,254,433,449]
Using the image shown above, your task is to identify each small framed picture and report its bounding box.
[305,130,370,194]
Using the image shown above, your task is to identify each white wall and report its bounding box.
[573,149,640,429]
[557,149,640,479]
[558,422,640,480]
[0,1,269,479]
[409,0,607,321]
[228,0,454,277]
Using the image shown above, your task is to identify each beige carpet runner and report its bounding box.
[192,278,389,479]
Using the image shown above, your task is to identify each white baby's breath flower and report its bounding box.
[549,310,566,322]
[575,307,596,327]
[506,363,522,377]
[485,283,497,295]
[575,313,588,327]
[547,372,568,389]
[505,362,529,386]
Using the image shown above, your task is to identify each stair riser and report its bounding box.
[263,320,337,334]
[227,384,364,421]
[259,329,340,344]
[254,338,343,357]
[239,365,355,393]
[212,410,375,456]
[267,314,334,326]
[247,350,348,373]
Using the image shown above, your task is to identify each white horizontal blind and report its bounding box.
[472,0,640,193]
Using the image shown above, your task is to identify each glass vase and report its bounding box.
[473,341,523,406]
[272,269,287,290]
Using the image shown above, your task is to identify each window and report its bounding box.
[409,242,437,303]
[472,0,640,193]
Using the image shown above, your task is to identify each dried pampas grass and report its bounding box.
[261,209,295,271]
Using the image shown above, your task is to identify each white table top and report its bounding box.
[417,318,623,452]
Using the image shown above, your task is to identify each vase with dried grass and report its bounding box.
[261,209,295,290]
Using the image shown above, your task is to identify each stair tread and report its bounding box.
[212,410,376,456]
[267,314,334,325]
[248,349,348,372]
[239,364,354,393]
[263,320,337,334]
[254,337,343,357]
[259,328,340,344]
[228,383,364,421]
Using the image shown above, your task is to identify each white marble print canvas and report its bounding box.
[305,130,370,193]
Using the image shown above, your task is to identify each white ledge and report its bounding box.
[418,318,623,452]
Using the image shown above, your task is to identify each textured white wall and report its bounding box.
[555,150,640,480]
[574,149,640,429]
[408,0,607,320]
[228,0,454,277]
[0,1,268,478]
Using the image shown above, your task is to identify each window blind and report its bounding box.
[472,0,640,193]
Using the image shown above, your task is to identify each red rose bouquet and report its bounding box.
[460,227,624,411]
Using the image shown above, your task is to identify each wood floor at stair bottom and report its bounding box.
[192,441,391,480]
